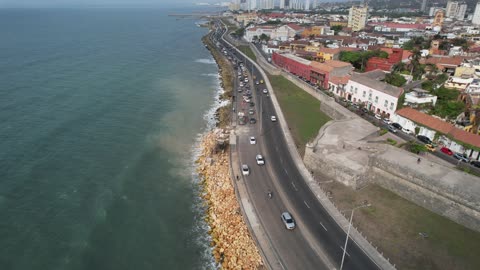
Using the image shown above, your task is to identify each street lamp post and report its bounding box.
[340,203,371,270]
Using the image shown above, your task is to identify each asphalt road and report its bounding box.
[211,25,381,270]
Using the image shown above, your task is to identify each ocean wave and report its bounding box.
[188,54,228,270]
[201,73,220,78]
[195,58,216,65]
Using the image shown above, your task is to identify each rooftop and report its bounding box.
[281,53,312,65]
[396,107,480,148]
[350,72,403,98]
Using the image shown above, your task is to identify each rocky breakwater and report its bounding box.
[197,128,263,269]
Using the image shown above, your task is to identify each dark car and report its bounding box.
[417,135,432,144]
[391,123,402,130]
[470,160,480,168]
[249,102,255,107]
[387,125,397,133]
[249,118,256,124]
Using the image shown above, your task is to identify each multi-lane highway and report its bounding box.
[209,22,382,270]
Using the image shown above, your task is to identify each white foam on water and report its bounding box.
[195,58,216,65]
[201,73,220,77]
[188,50,231,270]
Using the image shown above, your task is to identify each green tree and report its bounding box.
[339,51,362,69]
[331,25,343,35]
[385,73,407,87]
[340,50,389,71]
[259,33,270,42]
[392,62,407,72]
[409,142,427,154]
[431,86,465,119]
[234,28,245,37]
[408,49,424,80]
[422,80,434,92]
[402,40,415,50]
[434,73,448,85]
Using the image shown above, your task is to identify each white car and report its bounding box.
[255,154,265,165]
[281,212,295,230]
[249,136,256,144]
[241,164,250,176]
[402,128,413,135]
[271,116,277,122]
[374,114,382,120]
[262,89,268,94]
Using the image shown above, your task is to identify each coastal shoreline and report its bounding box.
[196,29,263,269]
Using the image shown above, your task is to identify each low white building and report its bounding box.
[392,107,480,160]
[344,71,404,118]
[245,26,275,42]
[405,88,438,106]
[272,24,304,41]
[444,76,474,91]
[466,79,480,94]
[261,44,280,54]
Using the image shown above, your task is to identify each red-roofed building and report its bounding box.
[272,52,312,79]
[272,52,352,89]
[365,48,404,72]
[420,56,465,73]
[393,107,480,159]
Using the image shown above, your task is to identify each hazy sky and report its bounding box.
[0,0,199,8]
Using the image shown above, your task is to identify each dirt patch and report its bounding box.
[319,180,480,270]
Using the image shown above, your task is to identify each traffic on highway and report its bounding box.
[209,21,382,270]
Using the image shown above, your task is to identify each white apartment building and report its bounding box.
[290,0,304,10]
[456,3,467,20]
[445,1,459,18]
[473,2,480,25]
[257,0,274,10]
[280,0,289,9]
[248,0,256,10]
[348,5,368,32]
[305,0,310,11]
[344,72,404,118]
[444,1,466,20]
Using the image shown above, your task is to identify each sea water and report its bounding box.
[0,7,222,270]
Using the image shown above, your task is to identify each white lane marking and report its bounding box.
[284,168,288,176]
[279,261,286,270]
[291,182,298,191]
[339,246,350,257]
[319,222,328,231]
[304,201,310,209]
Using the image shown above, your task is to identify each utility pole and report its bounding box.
[340,203,371,270]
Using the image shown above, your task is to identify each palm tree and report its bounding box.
[408,49,423,79]
[392,62,406,73]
